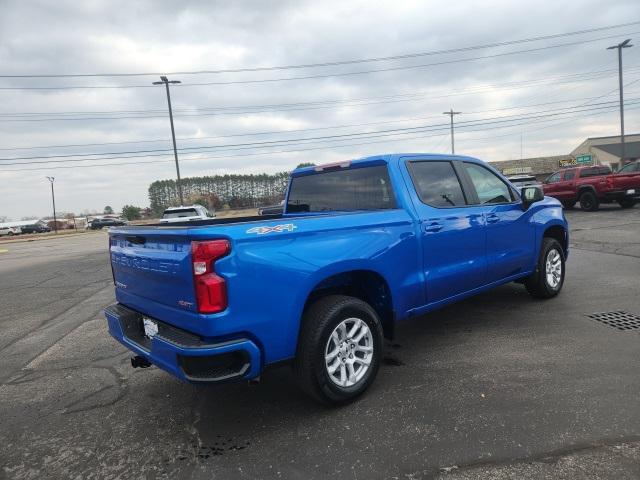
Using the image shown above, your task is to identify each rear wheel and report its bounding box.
[618,198,636,209]
[579,191,599,211]
[294,295,383,405]
[525,238,565,299]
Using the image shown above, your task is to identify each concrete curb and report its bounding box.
[0,230,104,245]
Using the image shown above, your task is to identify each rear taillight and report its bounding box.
[109,236,116,285]
[192,240,230,314]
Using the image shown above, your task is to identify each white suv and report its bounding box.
[159,205,214,224]
[0,226,21,236]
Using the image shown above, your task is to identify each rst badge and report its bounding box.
[246,224,297,235]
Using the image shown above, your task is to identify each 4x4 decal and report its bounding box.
[246,224,297,235]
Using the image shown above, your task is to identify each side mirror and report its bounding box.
[521,186,544,211]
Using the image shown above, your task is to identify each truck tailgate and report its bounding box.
[109,231,198,313]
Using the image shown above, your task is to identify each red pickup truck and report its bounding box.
[543,162,640,211]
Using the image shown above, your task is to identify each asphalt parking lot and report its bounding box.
[1,205,639,479]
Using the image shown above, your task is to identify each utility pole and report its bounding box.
[443,109,462,154]
[520,132,523,160]
[153,76,184,205]
[46,176,57,233]
[607,38,633,169]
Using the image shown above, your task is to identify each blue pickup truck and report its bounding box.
[105,154,568,404]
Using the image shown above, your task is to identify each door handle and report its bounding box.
[423,222,443,233]
[486,213,500,224]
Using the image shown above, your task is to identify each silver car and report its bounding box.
[507,175,541,190]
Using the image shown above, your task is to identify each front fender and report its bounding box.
[531,198,569,261]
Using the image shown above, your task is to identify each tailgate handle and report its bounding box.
[126,236,146,245]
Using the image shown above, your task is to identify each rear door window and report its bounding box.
[563,170,576,180]
[287,164,396,212]
[407,161,467,207]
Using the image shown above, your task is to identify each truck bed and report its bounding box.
[147,213,283,228]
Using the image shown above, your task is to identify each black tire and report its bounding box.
[294,295,383,405]
[561,201,576,209]
[579,190,599,211]
[618,198,636,209]
[7,231,13,236]
[525,238,565,299]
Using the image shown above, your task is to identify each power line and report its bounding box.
[2,100,637,166]
[2,31,639,91]
[4,103,638,173]
[2,71,638,153]
[2,22,638,79]
[3,65,638,123]
[2,65,630,116]
[0,98,630,162]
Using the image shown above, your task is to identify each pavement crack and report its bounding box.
[437,435,640,476]
[0,282,113,356]
[62,366,128,414]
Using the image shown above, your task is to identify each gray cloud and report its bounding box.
[1,0,639,218]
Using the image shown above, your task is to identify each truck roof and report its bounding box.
[292,153,482,175]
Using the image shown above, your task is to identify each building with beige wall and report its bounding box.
[570,134,640,170]
[488,155,573,181]
[488,134,640,179]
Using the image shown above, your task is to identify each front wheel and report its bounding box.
[525,238,565,299]
[294,295,383,405]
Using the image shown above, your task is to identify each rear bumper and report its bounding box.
[104,304,262,383]
[603,189,640,201]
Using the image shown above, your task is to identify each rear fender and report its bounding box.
[289,260,393,350]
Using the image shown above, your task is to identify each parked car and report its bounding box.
[89,218,128,229]
[506,175,540,190]
[0,226,21,236]
[258,201,285,216]
[20,222,52,234]
[543,164,640,211]
[105,153,568,404]
[159,205,214,224]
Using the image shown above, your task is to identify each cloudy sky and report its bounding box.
[1,0,639,219]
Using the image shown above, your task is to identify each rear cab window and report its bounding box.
[162,208,199,219]
[579,166,611,178]
[286,164,396,212]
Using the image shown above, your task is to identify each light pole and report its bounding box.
[153,75,184,205]
[607,38,633,169]
[443,109,462,154]
[45,176,57,233]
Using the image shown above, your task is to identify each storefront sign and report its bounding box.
[559,158,577,168]
[502,166,532,175]
[576,154,592,165]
